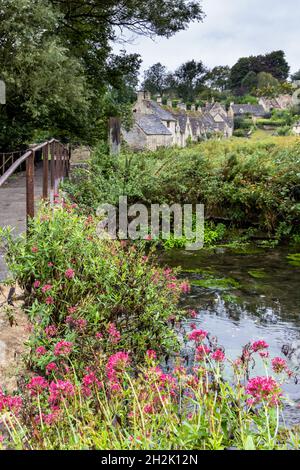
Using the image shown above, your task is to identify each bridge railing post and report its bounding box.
[26,150,35,232]
[42,143,49,200]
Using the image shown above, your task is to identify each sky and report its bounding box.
[113,0,299,78]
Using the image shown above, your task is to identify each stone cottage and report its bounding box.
[229,103,266,119]
[123,91,234,151]
[259,95,294,113]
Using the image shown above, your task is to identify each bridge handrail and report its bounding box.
[0,139,71,231]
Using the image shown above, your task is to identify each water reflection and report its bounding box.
[160,245,300,425]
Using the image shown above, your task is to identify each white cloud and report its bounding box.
[113,0,299,76]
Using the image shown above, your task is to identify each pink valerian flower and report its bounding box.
[144,404,154,414]
[195,344,211,361]
[66,315,87,332]
[144,234,152,241]
[54,340,73,357]
[36,346,47,356]
[246,376,282,407]
[45,296,54,305]
[190,323,197,330]
[67,306,77,315]
[107,323,121,344]
[146,350,157,360]
[45,325,58,338]
[106,352,130,386]
[48,262,54,267]
[31,246,38,253]
[27,376,48,396]
[188,329,208,343]
[65,268,75,280]
[251,340,269,352]
[81,372,102,397]
[0,388,23,414]
[188,309,197,319]
[49,380,75,404]
[41,409,61,426]
[211,349,226,363]
[42,284,52,293]
[167,282,177,290]
[46,362,58,376]
[180,281,191,294]
[96,332,103,340]
[272,357,287,374]
[33,280,41,289]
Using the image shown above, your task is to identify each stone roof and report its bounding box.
[136,114,172,136]
[173,113,188,133]
[231,104,266,117]
[148,101,177,122]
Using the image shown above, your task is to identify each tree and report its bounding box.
[0,0,91,150]
[142,63,169,96]
[241,71,258,94]
[0,0,205,150]
[174,60,208,101]
[291,70,300,82]
[257,72,279,90]
[205,66,231,91]
[230,50,290,95]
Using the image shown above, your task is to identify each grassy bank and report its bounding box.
[65,137,300,243]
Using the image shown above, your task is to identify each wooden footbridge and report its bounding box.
[0,140,70,281]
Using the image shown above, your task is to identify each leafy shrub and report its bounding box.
[64,138,300,237]
[0,202,188,368]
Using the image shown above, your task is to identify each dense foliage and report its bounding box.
[0,0,204,150]
[64,138,300,240]
[0,203,299,450]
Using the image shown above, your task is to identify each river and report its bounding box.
[161,244,300,426]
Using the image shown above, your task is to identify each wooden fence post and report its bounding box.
[43,144,49,199]
[26,150,35,230]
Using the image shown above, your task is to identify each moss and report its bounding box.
[287,253,300,267]
[191,276,241,290]
[248,269,267,279]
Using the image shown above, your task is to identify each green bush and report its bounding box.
[0,203,187,368]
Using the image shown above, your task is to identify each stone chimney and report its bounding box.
[191,104,196,112]
[157,96,162,104]
[167,99,172,108]
[137,90,151,102]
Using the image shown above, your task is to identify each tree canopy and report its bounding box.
[0,0,205,150]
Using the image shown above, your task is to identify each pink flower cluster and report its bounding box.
[106,352,130,392]
[54,340,73,357]
[45,325,58,338]
[36,346,47,357]
[107,323,121,344]
[81,371,102,397]
[66,315,87,332]
[0,388,22,414]
[49,380,75,404]
[272,357,287,374]
[146,350,157,360]
[46,362,58,376]
[27,376,48,396]
[188,329,208,342]
[42,284,52,293]
[211,349,225,363]
[246,376,282,407]
[251,340,269,352]
[65,268,75,280]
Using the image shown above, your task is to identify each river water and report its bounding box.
[161,244,300,426]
